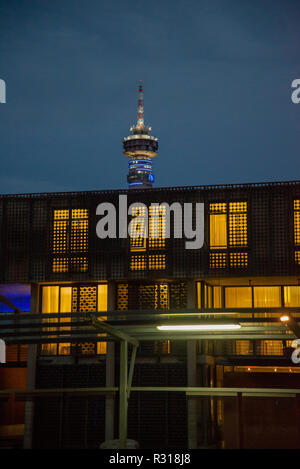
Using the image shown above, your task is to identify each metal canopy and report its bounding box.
[0,308,298,344]
[1,307,299,449]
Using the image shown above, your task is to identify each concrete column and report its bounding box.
[186,280,197,449]
[105,281,115,441]
[23,283,39,449]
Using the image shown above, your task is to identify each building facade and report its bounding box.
[1,180,300,448]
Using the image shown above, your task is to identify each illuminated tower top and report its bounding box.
[123,81,158,189]
[137,80,145,129]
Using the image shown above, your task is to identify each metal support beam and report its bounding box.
[1,386,299,398]
[119,340,128,449]
[127,345,138,401]
[105,342,115,441]
[1,388,117,398]
[91,316,139,347]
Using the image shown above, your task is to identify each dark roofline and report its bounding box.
[0,179,299,199]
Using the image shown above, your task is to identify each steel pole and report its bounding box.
[119,340,128,449]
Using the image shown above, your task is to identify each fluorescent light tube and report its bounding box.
[157,324,241,331]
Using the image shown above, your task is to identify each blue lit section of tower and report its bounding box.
[123,81,158,188]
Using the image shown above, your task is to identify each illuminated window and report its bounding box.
[197,282,201,309]
[235,340,252,355]
[130,255,147,270]
[97,284,108,355]
[228,202,247,247]
[284,286,300,306]
[213,286,222,308]
[117,284,129,310]
[41,286,60,356]
[204,284,212,308]
[294,200,300,246]
[129,205,147,252]
[70,209,89,252]
[253,286,281,307]
[52,209,89,273]
[58,287,72,355]
[41,284,107,356]
[209,202,247,269]
[229,252,248,268]
[197,282,221,309]
[259,340,283,356]
[210,203,227,213]
[158,283,169,309]
[149,254,166,270]
[149,205,166,249]
[294,201,300,265]
[52,258,69,273]
[210,215,227,250]
[130,204,167,271]
[199,285,288,310]
[225,287,252,308]
[77,285,98,356]
[53,210,69,254]
[209,252,227,269]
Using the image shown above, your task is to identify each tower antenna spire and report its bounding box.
[123,81,158,189]
[137,80,144,128]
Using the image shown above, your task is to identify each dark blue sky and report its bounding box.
[0,0,299,194]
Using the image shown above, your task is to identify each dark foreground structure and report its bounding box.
[1,179,300,448]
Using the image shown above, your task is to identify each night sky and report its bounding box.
[0,0,299,194]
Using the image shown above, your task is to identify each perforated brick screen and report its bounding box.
[0,181,299,282]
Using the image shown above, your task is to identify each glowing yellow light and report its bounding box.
[280,315,290,322]
[157,324,241,331]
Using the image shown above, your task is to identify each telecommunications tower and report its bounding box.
[123,81,158,188]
